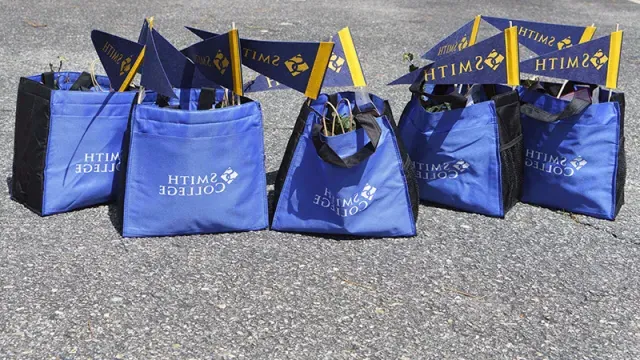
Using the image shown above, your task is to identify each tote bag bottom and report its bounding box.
[123,223,268,238]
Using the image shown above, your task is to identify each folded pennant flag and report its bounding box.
[140,28,176,99]
[137,17,154,45]
[421,15,482,60]
[520,30,623,89]
[483,16,596,55]
[244,27,366,93]
[181,29,244,95]
[185,26,334,99]
[398,27,520,86]
[91,30,145,91]
[134,17,154,76]
[141,29,220,99]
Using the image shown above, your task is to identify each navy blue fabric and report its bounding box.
[121,89,268,237]
[272,92,417,237]
[398,85,513,217]
[518,85,624,219]
[23,72,154,215]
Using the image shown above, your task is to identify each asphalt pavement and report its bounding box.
[1,0,640,358]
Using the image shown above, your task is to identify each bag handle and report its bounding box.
[312,111,382,168]
[41,72,56,89]
[520,96,591,123]
[69,72,95,91]
[408,73,467,109]
[198,87,217,110]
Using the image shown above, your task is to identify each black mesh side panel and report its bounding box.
[612,92,626,218]
[273,103,311,211]
[493,90,523,215]
[384,100,420,224]
[11,77,53,215]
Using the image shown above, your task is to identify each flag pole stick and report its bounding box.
[231,22,238,106]
[509,21,517,90]
[608,24,619,103]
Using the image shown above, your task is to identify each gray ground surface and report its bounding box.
[1,0,639,359]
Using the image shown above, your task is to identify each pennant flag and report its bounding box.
[185,26,334,99]
[483,16,596,55]
[91,30,145,91]
[182,29,244,95]
[395,27,520,86]
[421,15,482,60]
[244,27,366,93]
[239,38,334,98]
[137,17,154,45]
[520,30,623,89]
[141,29,221,99]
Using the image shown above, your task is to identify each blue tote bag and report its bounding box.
[518,82,625,220]
[11,71,155,216]
[272,92,419,237]
[118,88,268,237]
[397,79,523,217]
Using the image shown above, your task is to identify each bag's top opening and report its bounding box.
[28,71,116,92]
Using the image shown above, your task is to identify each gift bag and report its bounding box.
[272,92,419,237]
[397,80,523,217]
[11,71,154,216]
[518,82,625,220]
[117,88,268,237]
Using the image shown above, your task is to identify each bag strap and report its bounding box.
[408,74,467,109]
[41,72,56,89]
[69,72,95,91]
[198,87,217,110]
[521,96,591,123]
[312,111,382,168]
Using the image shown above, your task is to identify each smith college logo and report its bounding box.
[414,159,470,180]
[75,152,120,174]
[120,57,132,76]
[436,34,470,56]
[516,26,563,49]
[328,53,345,73]
[158,167,238,196]
[525,149,587,177]
[284,54,310,76]
[194,50,230,75]
[313,184,377,217]
[557,37,572,50]
[100,41,129,74]
[424,49,504,81]
[534,49,608,71]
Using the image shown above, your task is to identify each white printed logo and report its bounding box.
[313,183,377,217]
[221,167,239,184]
[158,167,238,197]
[570,156,588,171]
[525,149,588,177]
[360,184,377,201]
[452,160,470,173]
[75,152,120,174]
[414,159,470,180]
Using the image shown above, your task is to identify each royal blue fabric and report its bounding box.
[398,86,509,217]
[272,92,416,237]
[122,89,268,237]
[30,72,155,215]
[518,86,623,219]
